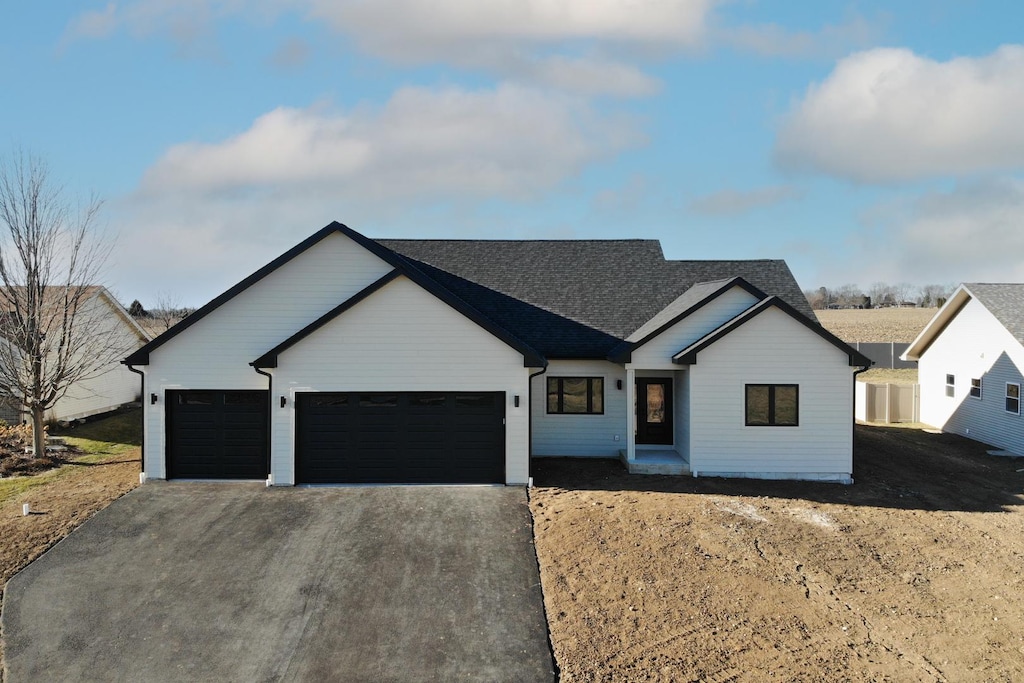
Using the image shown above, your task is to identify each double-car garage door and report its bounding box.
[166,390,505,484]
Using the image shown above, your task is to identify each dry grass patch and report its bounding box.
[816,307,937,343]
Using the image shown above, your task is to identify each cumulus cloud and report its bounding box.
[141,84,642,200]
[689,184,804,215]
[775,45,1024,183]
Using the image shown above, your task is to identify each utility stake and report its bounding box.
[22,503,30,516]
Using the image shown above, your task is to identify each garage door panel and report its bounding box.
[166,390,268,480]
[296,391,504,484]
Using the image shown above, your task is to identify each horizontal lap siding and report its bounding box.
[531,360,626,457]
[142,232,393,478]
[630,287,758,369]
[49,296,147,421]
[689,308,853,477]
[272,276,530,485]
[918,299,1024,453]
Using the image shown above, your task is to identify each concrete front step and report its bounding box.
[619,449,691,476]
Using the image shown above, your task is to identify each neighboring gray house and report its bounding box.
[1,287,150,425]
[903,283,1024,455]
[124,223,869,486]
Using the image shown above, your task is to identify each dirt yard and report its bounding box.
[531,426,1024,682]
[0,413,140,682]
[816,308,937,343]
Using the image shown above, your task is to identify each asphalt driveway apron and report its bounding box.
[2,483,556,682]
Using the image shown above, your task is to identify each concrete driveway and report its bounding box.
[2,483,556,682]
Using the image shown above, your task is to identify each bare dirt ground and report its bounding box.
[531,425,1024,682]
[0,416,140,682]
[816,308,937,343]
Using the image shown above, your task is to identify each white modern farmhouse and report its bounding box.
[903,283,1024,455]
[124,223,869,485]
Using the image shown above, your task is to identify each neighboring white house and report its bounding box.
[903,283,1024,455]
[124,222,870,486]
[0,287,150,425]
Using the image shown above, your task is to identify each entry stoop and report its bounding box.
[619,449,691,476]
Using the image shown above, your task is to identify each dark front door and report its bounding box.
[636,379,673,445]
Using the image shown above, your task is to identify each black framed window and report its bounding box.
[745,384,799,427]
[547,377,604,414]
[970,378,982,399]
[945,374,955,398]
[1006,383,1020,415]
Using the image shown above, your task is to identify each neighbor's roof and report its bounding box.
[904,283,1024,360]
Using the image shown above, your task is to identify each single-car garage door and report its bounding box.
[166,390,268,479]
[296,392,505,484]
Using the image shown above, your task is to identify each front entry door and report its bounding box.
[636,378,673,445]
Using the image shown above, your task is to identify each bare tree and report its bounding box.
[868,281,893,307]
[152,291,186,333]
[0,152,120,458]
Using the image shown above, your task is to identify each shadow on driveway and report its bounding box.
[2,483,556,682]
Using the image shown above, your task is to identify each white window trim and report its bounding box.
[970,377,982,400]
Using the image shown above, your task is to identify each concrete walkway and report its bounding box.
[2,483,556,682]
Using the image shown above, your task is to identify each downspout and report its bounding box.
[126,364,145,476]
[852,362,872,481]
[253,366,274,484]
[527,364,548,487]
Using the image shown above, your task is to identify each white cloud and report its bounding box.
[64,0,714,95]
[308,0,712,55]
[115,83,644,303]
[895,179,1024,281]
[775,46,1024,183]
[802,178,1024,288]
[689,184,804,215]
[141,84,642,200]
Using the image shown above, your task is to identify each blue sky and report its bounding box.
[3,1,1023,307]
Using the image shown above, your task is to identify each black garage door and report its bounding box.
[166,390,268,479]
[296,392,505,484]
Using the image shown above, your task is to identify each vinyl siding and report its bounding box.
[48,296,146,421]
[688,307,854,481]
[271,276,531,484]
[918,298,1024,453]
[531,360,627,457]
[140,232,393,477]
[629,287,759,370]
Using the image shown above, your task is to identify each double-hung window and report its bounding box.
[745,384,799,426]
[970,378,982,399]
[1007,383,1020,415]
[547,377,604,414]
[945,374,955,398]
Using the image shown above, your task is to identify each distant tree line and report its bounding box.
[126,292,195,333]
[803,282,954,310]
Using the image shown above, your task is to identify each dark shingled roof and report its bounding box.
[965,283,1024,345]
[379,239,816,346]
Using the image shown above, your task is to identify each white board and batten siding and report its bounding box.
[629,286,759,370]
[918,298,1024,454]
[271,276,533,485]
[139,232,393,477]
[687,307,855,482]
[531,360,627,457]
